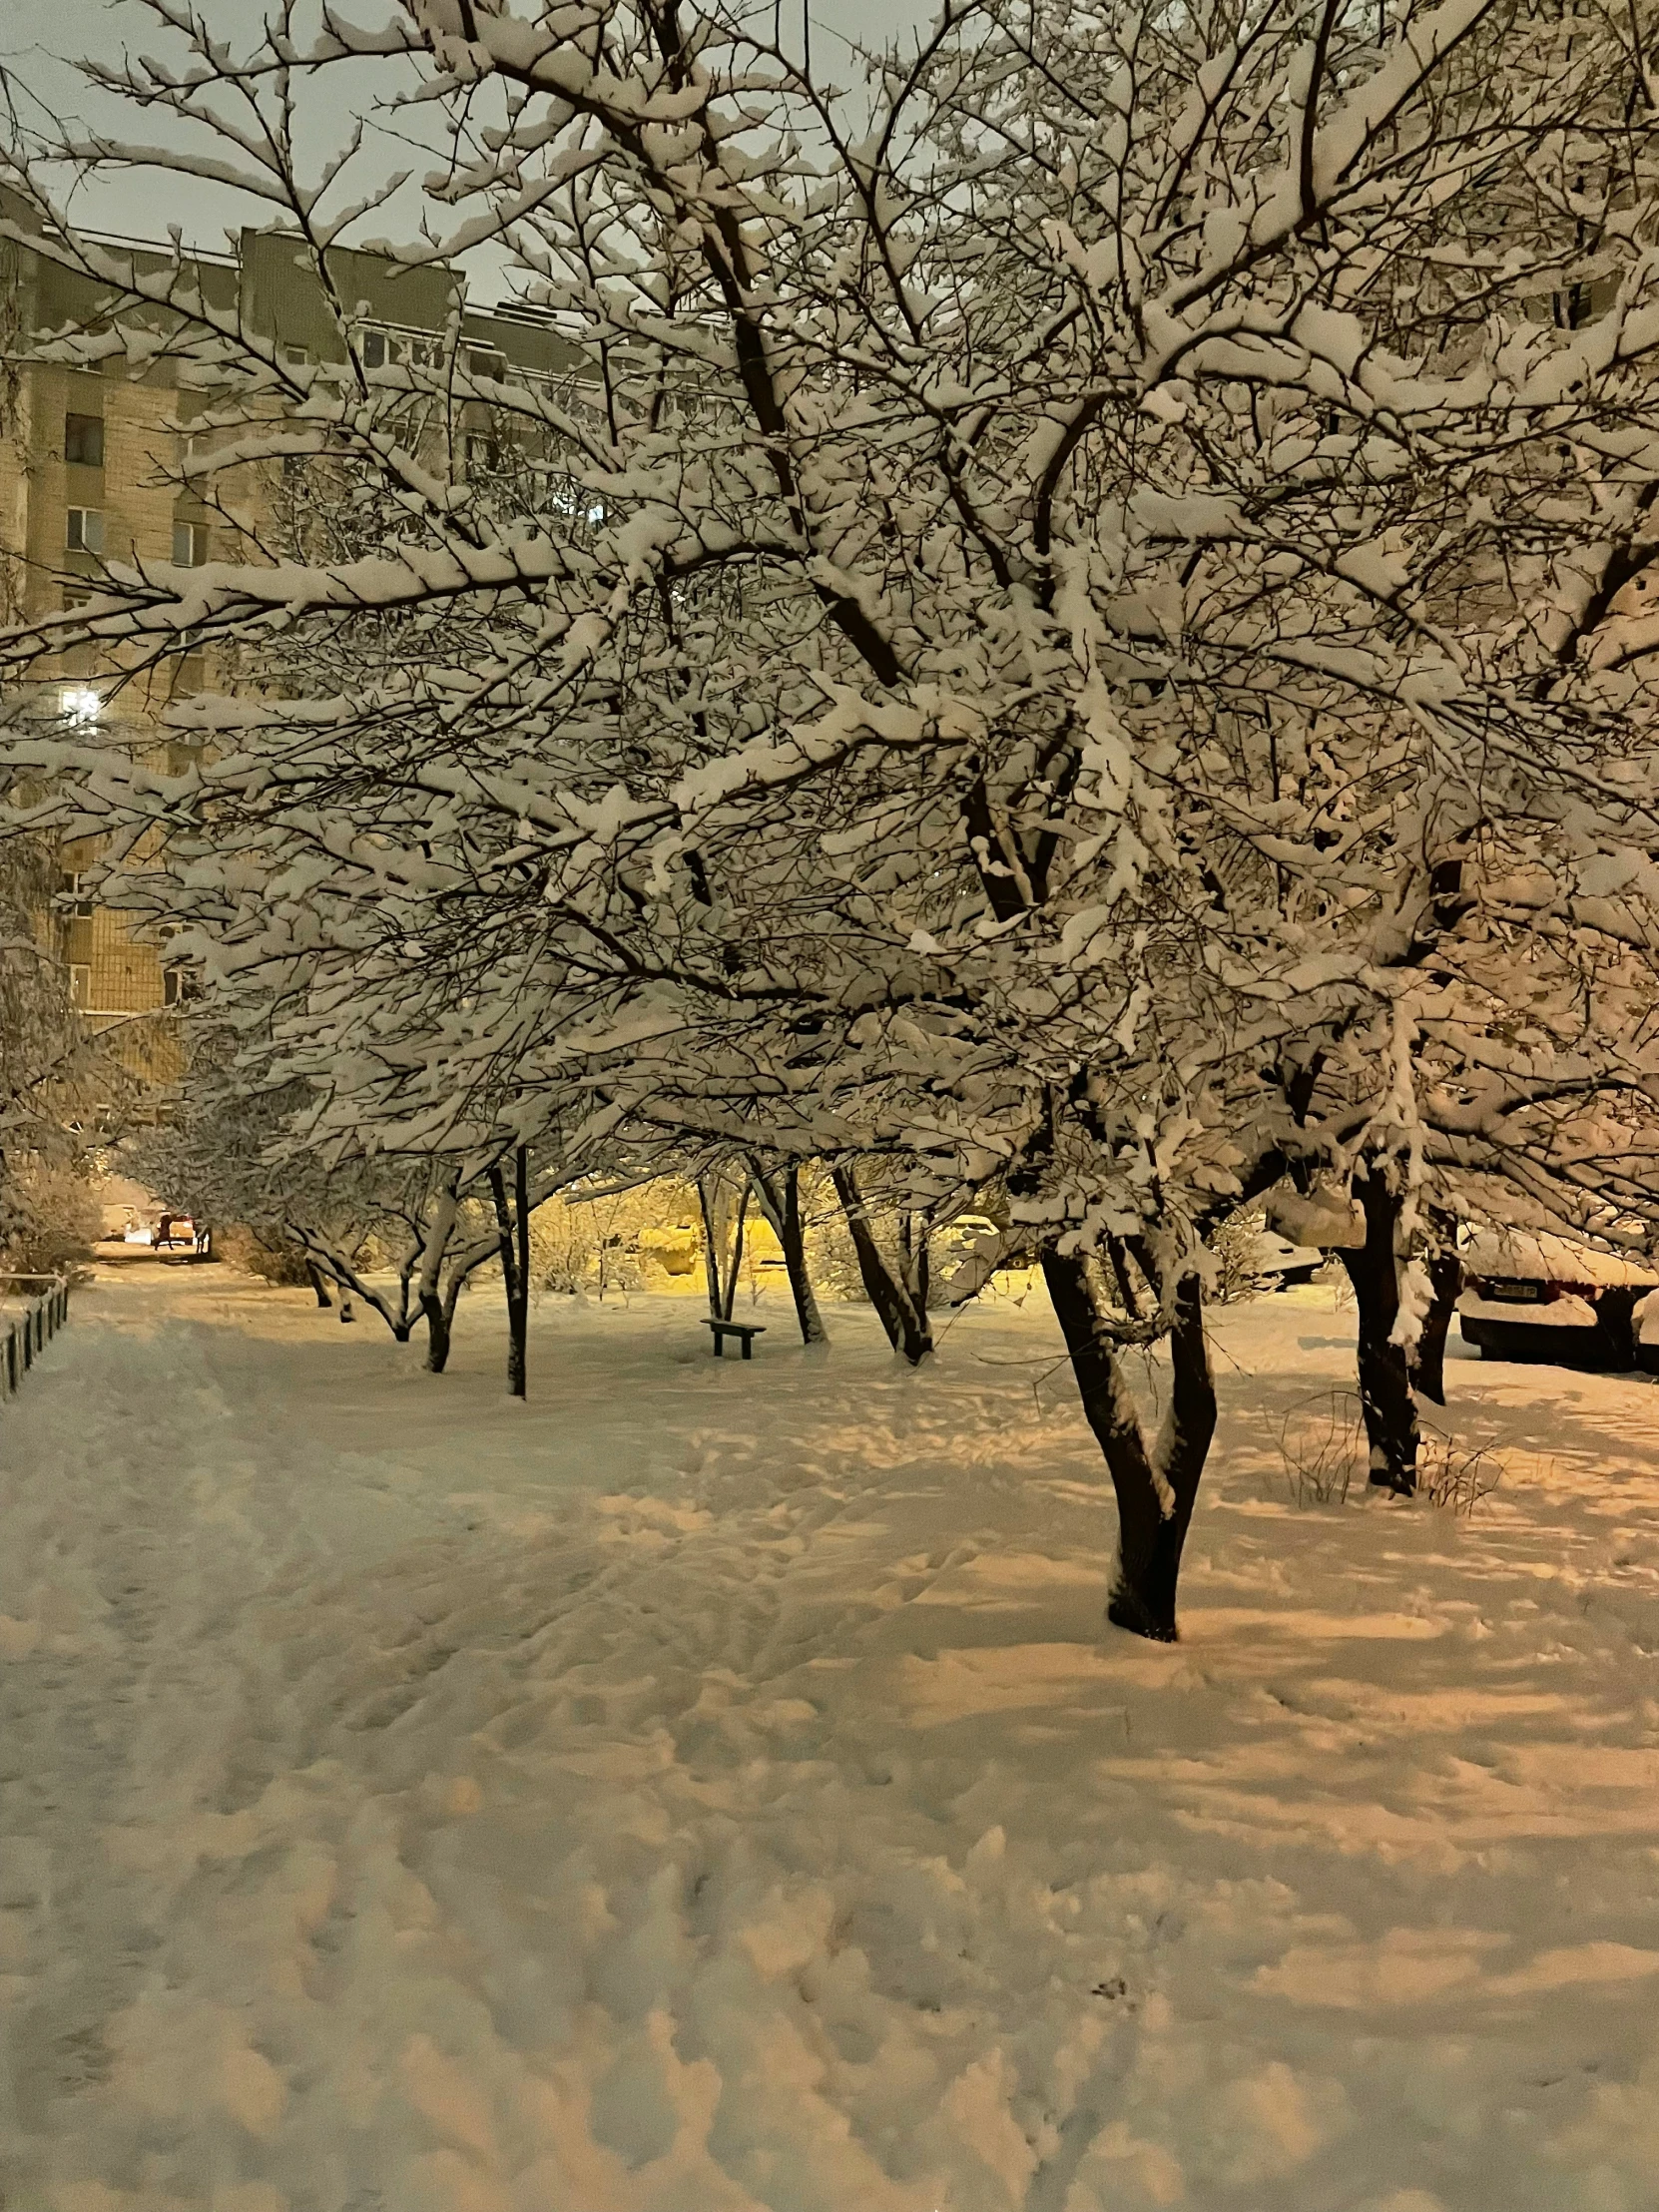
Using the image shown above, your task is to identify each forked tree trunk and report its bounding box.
[295,1229,416,1340]
[488,1151,530,1399]
[747,1159,829,1346]
[898,1210,931,1317]
[1104,1234,1142,1318]
[1410,1230,1462,1407]
[699,1180,721,1320]
[698,1172,755,1322]
[415,1182,461,1372]
[420,1288,451,1373]
[1337,1168,1418,1493]
[724,1181,750,1322]
[830,1162,932,1365]
[1041,1247,1216,1642]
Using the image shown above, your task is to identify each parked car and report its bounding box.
[1457,1232,1659,1370]
[1241,1229,1325,1290]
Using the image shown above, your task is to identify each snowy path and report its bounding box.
[4,1269,1659,2211]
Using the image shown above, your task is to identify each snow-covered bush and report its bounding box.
[0,1159,101,1284]
[1272,1390,1366,1510]
[529,1180,698,1300]
[1415,1426,1503,1518]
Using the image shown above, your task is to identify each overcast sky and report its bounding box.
[1,0,938,297]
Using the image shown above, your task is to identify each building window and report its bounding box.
[281,343,310,366]
[66,506,105,554]
[173,520,207,567]
[360,326,440,371]
[65,412,105,466]
[69,964,92,1007]
[468,349,504,380]
[60,871,95,919]
[163,967,186,1007]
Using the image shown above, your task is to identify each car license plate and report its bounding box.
[1485,1279,1545,1303]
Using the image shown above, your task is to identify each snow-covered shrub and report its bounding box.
[0,1159,100,1283]
[215,1224,315,1287]
[1415,1428,1502,1518]
[1209,1211,1273,1306]
[1273,1391,1366,1508]
[801,1184,866,1306]
[529,1180,698,1300]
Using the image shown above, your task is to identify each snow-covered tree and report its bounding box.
[10,0,1659,1630]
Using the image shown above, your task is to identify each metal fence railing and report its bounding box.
[0,1275,72,1398]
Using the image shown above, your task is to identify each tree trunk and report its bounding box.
[698,1175,726,1321]
[488,1155,529,1399]
[420,1288,451,1373]
[515,1146,531,1384]
[899,1210,931,1315]
[414,1182,460,1367]
[293,1229,412,1341]
[1041,1247,1216,1641]
[1410,1238,1462,1407]
[305,1261,333,1310]
[724,1179,751,1322]
[1337,1168,1418,1493]
[830,1162,932,1364]
[699,1171,755,1325]
[748,1159,829,1346]
[1104,1234,1141,1318]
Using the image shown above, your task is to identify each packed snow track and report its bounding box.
[3,1268,1659,2212]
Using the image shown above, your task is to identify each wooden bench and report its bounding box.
[704,1318,766,1360]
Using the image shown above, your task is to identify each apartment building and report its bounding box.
[0,196,577,1109]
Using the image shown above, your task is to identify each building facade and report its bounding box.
[0,197,574,1111]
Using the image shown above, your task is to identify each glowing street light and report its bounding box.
[57,686,102,726]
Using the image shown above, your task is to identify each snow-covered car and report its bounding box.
[1457,1233,1659,1370]
[1240,1229,1325,1289]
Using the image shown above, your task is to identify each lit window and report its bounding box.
[173,521,206,567]
[58,686,101,725]
[65,412,105,466]
[66,506,104,553]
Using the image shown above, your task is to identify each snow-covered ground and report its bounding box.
[3,1268,1659,2212]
